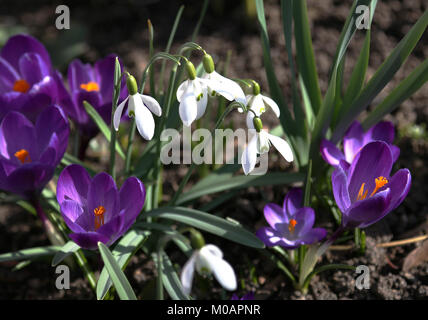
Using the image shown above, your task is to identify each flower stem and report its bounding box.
[125,118,137,175]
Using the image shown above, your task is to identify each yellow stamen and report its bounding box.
[288,219,297,234]
[13,79,30,93]
[94,205,105,230]
[357,176,389,201]
[80,81,100,92]
[14,149,31,164]
[370,176,388,197]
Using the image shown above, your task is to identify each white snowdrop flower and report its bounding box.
[201,54,246,106]
[244,82,280,128]
[113,74,162,140]
[180,244,237,295]
[241,116,293,175]
[176,60,209,127]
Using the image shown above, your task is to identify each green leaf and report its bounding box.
[97,229,148,300]
[139,207,265,249]
[83,101,125,159]
[293,0,322,114]
[332,9,428,142]
[0,246,60,262]
[51,241,80,267]
[299,74,315,130]
[362,59,428,130]
[159,252,190,300]
[61,153,96,175]
[177,171,305,205]
[98,242,137,300]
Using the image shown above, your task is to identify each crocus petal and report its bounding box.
[256,227,299,249]
[134,96,156,140]
[343,121,364,163]
[52,70,80,122]
[179,83,198,126]
[87,172,119,225]
[0,57,19,93]
[267,133,293,162]
[59,200,87,233]
[68,59,95,91]
[181,253,197,295]
[385,168,411,213]
[198,246,237,291]
[119,177,146,232]
[364,121,395,145]
[140,94,162,117]
[69,232,110,250]
[0,34,51,72]
[19,53,50,85]
[264,203,287,228]
[320,139,345,166]
[261,95,280,117]
[331,163,351,213]
[94,54,120,104]
[241,133,258,175]
[347,141,393,202]
[97,213,125,245]
[113,96,129,131]
[283,188,303,217]
[300,228,327,244]
[342,189,390,229]
[294,207,315,236]
[390,145,400,163]
[57,164,91,206]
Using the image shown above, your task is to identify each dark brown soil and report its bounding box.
[0,0,427,300]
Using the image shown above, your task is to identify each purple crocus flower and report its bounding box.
[63,54,128,137]
[56,164,146,250]
[256,188,327,249]
[0,34,62,122]
[0,105,69,199]
[231,292,255,300]
[320,121,400,166]
[332,141,411,229]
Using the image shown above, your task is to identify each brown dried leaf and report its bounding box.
[403,239,428,272]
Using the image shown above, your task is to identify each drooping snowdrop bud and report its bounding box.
[253,116,263,133]
[202,54,215,74]
[113,73,162,140]
[180,244,237,295]
[185,60,197,80]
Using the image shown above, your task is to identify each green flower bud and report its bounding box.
[253,116,263,132]
[186,61,197,80]
[190,229,205,249]
[126,74,138,95]
[202,54,215,74]
[252,81,260,95]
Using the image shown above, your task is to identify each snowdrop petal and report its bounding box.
[195,88,208,120]
[257,131,271,154]
[202,244,223,259]
[181,253,197,295]
[262,95,280,117]
[241,133,258,175]
[179,85,198,127]
[268,133,294,162]
[199,248,237,291]
[249,94,265,116]
[176,80,190,102]
[140,94,162,117]
[246,112,255,130]
[113,96,129,131]
[134,97,155,140]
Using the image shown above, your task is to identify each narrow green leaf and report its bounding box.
[362,59,428,129]
[332,9,428,142]
[298,74,315,130]
[160,252,190,300]
[96,230,147,300]
[51,241,80,267]
[83,101,125,159]
[293,0,322,113]
[177,172,305,204]
[0,246,60,262]
[98,242,137,300]
[140,207,265,249]
[61,153,96,175]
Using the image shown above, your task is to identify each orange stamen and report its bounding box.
[370,176,388,197]
[288,219,297,234]
[94,205,106,230]
[13,79,30,93]
[80,81,100,92]
[14,149,31,164]
[357,176,389,202]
